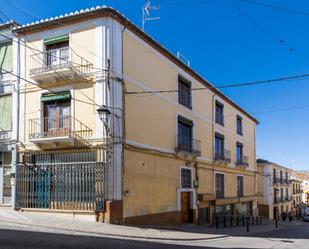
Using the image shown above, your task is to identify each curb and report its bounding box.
[0,218,228,242]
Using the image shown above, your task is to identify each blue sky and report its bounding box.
[2,0,309,170]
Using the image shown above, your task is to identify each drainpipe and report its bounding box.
[211,93,216,224]
[12,33,21,210]
[120,20,128,224]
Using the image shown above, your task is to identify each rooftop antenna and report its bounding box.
[177,52,191,67]
[142,0,160,30]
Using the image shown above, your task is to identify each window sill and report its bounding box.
[179,102,192,110]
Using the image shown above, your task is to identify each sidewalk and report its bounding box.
[0,207,302,241]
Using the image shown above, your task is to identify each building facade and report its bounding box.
[2,7,259,225]
[0,21,20,207]
[291,179,302,216]
[257,159,293,219]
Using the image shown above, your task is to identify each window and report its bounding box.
[237,176,244,197]
[215,133,224,160]
[215,101,224,125]
[177,116,193,152]
[178,76,191,109]
[280,188,283,201]
[0,94,12,131]
[273,168,277,183]
[181,168,192,188]
[280,170,283,183]
[42,92,71,136]
[285,172,288,183]
[215,173,225,198]
[286,188,289,200]
[237,115,243,135]
[0,42,13,73]
[44,35,69,67]
[274,188,278,203]
[236,142,243,163]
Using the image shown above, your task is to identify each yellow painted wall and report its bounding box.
[22,26,99,147]
[123,148,185,217]
[123,30,257,171]
[123,29,258,219]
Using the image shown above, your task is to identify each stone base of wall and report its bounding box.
[104,200,123,224]
[124,211,182,226]
[258,204,270,219]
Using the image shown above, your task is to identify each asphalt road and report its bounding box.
[0,221,308,249]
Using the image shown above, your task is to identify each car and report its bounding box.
[303,215,309,222]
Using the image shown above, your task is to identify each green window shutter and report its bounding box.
[44,35,69,46]
[0,95,12,131]
[178,116,193,127]
[0,43,13,72]
[41,91,71,102]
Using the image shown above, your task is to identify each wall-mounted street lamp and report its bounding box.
[97,106,111,135]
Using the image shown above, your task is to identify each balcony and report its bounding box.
[236,155,249,168]
[30,47,93,83]
[273,177,292,185]
[29,116,93,146]
[0,130,11,144]
[214,149,231,163]
[175,135,201,157]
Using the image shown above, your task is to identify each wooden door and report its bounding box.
[181,192,191,223]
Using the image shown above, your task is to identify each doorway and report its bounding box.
[181,192,193,223]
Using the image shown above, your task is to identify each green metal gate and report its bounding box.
[16,149,105,211]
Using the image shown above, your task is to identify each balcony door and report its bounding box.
[44,101,71,137]
[178,116,193,152]
[46,41,69,67]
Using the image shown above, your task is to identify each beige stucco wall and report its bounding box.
[22,26,99,148]
[123,30,256,170]
[123,29,258,220]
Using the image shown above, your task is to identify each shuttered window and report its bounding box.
[215,173,224,198]
[0,94,12,131]
[0,42,13,73]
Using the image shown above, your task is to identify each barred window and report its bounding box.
[181,168,192,188]
[215,173,225,198]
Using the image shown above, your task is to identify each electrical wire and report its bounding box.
[241,0,309,17]
[230,0,309,62]
[125,73,309,95]
[0,67,100,107]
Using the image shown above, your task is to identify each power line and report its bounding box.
[5,0,105,62]
[0,32,107,109]
[241,0,309,17]
[230,0,309,63]
[125,73,309,95]
[0,67,100,107]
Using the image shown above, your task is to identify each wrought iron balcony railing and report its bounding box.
[175,135,201,157]
[30,47,93,81]
[236,155,249,167]
[273,177,292,185]
[214,149,231,163]
[0,130,10,142]
[29,116,93,144]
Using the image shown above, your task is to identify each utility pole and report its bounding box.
[142,0,160,30]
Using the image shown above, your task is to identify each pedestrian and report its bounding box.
[288,211,293,222]
[281,211,287,221]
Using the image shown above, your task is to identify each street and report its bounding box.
[0,221,308,249]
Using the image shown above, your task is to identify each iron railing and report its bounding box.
[176,135,201,156]
[236,155,249,167]
[29,116,93,143]
[0,130,10,141]
[214,149,231,163]
[30,47,93,77]
[213,215,263,229]
[16,149,105,211]
[273,177,292,185]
